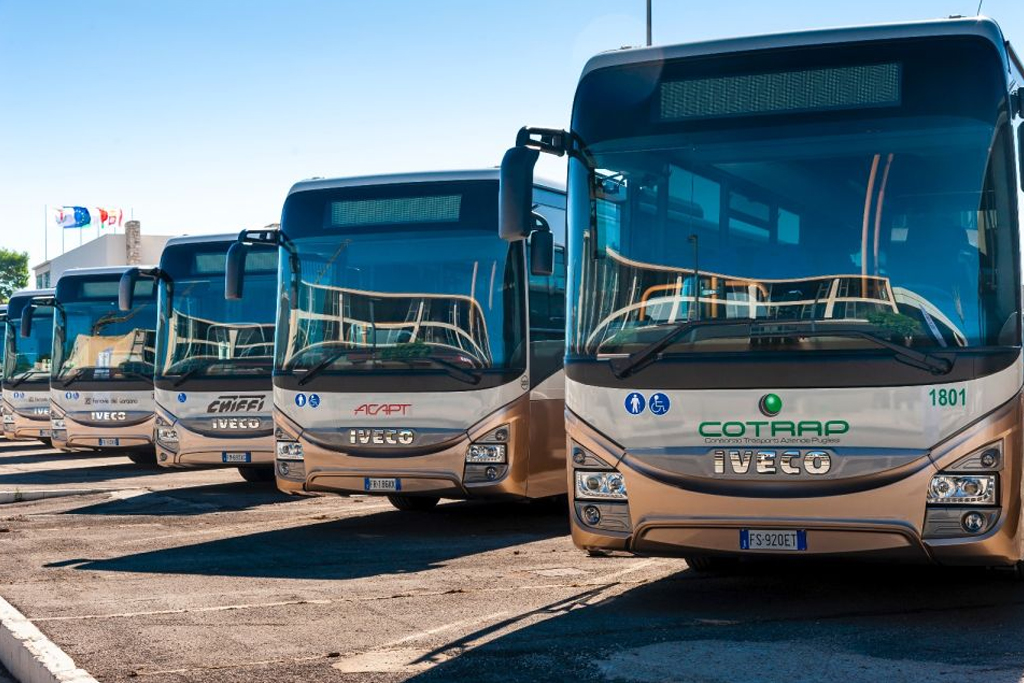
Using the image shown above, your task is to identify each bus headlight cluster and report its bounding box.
[466,424,509,463]
[927,474,996,505]
[50,417,66,430]
[276,440,304,461]
[575,471,628,500]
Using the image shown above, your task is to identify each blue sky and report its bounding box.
[1,0,1022,268]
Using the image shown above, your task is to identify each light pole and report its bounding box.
[646,0,652,46]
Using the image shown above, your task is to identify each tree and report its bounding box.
[0,249,29,303]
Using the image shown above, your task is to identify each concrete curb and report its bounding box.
[0,490,110,505]
[0,595,99,683]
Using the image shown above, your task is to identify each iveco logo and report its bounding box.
[212,417,261,430]
[714,449,832,475]
[91,411,127,421]
[349,428,415,446]
[207,395,265,413]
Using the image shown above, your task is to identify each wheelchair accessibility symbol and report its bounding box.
[649,393,671,416]
[624,392,646,415]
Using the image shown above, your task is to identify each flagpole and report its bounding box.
[43,205,48,261]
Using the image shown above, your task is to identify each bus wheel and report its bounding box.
[127,451,157,466]
[238,467,276,483]
[685,556,737,573]
[38,437,52,447]
[387,495,440,512]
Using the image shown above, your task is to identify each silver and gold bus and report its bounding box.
[120,234,278,482]
[50,267,158,460]
[227,170,567,510]
[3,289,55,443]
[501,18,1024,575]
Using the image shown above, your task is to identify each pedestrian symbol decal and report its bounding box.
[295,393,307,407]
[624,392,646,415]
[649,393,671,416]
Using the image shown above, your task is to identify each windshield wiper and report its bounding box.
[609,319,752,379]
[59,368,88,388]
[749,324,952,375]
[6,370,41,388]
[170,360,220,387]
[390,356,483,385]
[296,349,350,386]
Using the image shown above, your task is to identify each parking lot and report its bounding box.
[1,438,1023,683]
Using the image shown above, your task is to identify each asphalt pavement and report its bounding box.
[1,438,1023,682]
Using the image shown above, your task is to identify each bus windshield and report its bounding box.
[157,245,278,380]
[54,278,157,382]
[4,303,53,385]
[277,179,526,388]
[569,36,1019,359]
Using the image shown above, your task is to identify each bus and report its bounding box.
[3,289,55,443]
[226,170,567,510]
[50,267,158,461]
[499,17,1024,575]
[120,234,278,482]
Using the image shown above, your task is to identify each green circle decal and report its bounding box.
[759,393,782,416]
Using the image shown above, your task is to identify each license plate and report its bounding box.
[99,438,119,447]
[222,452,252,464]
[740,529,807,551]
[365,477,400,492]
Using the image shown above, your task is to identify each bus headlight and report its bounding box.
[575,471,628,500]
[927,474,996,505]
[50,417,66,430]
[277,440,304,461]
[467,443,506,463]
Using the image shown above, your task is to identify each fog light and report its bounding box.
[980,449,1000,469]
[583,505,601,525]
[276,440,304,461]
[962,511,987,533]
[158,452,168,462]
[572,448,586,465]
[927,474,996,505]
[485,465,498,480]
[278,461,290,476]
[575,471,628,500]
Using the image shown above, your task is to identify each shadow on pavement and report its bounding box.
[0,450,114,466]
[0,441,53,453]
[403,561,1024,683]
[61,479,294,516]
[0,462,172,486]
[66,499,568,580]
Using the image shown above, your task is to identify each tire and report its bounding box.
[387,494,440,512]
[685,555,737,573]
[238,466,276,483]
[127,451,157,465]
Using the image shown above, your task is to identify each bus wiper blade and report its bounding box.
[7,371,39,388]
[610,319,752,379]
[749,324,952,375]
[296,350,350,386]
[171,361,220,387]
[59,368,88,388]
[414,357,483,385]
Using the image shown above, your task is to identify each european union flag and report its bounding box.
[69,206,91,228]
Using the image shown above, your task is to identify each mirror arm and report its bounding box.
[515,127,576,157]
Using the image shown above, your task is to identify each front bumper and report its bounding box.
[61,415,156,452]
[567,400,1023,567]
[277,395,542,500]
[157,424,274,470]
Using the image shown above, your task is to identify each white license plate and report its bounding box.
[740,529,807,551]
[365,477,400,492]
[222,452,252,464]
[99,438,119,447]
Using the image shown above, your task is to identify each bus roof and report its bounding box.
[162,233,244,249]
[287,169,565,198]
[8,288,55,303]
[58,265,158,281]
[581,16,1017,84]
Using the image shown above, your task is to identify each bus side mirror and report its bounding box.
[19,303,33,338]
[500,146,540,241]
[529,214,554,277]
[225,241,248,300]
[119,268,140,311]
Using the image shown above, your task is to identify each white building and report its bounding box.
[32,221,174,288]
